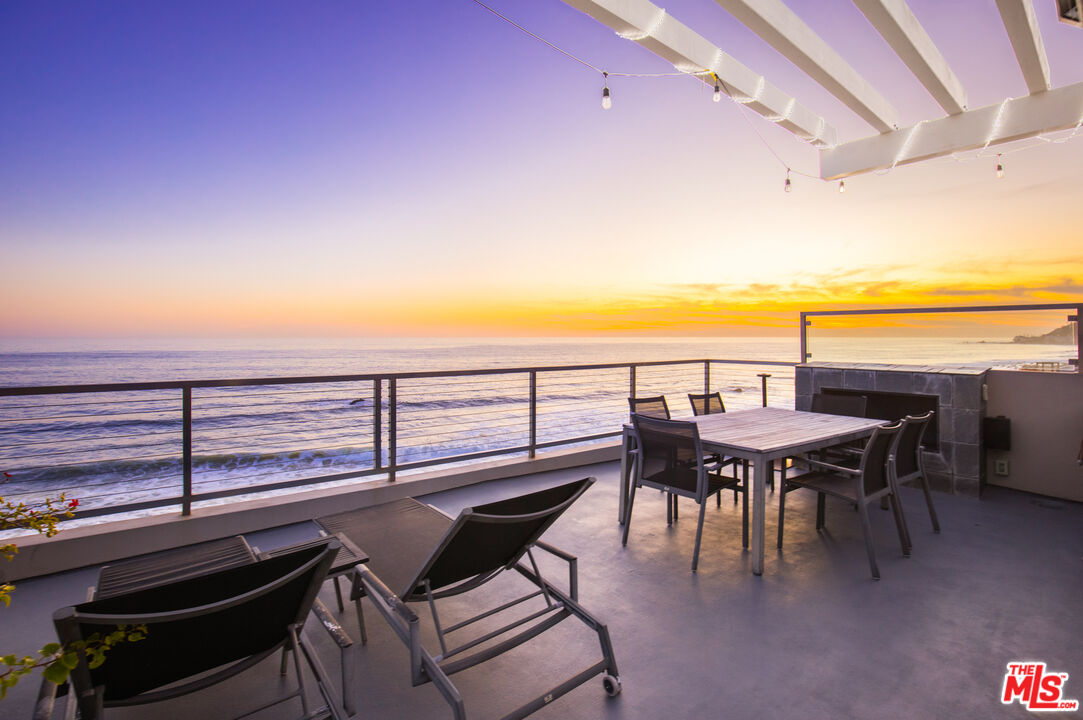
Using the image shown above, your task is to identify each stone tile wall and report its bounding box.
[795,362,988,497]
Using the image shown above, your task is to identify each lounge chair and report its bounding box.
[316,477,621,720]
[40,541,344,720]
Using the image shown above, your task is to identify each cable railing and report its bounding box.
[0,358,795,523]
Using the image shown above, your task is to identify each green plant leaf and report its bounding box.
[60,652,79,670]
[42,660,70,685]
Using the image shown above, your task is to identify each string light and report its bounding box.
[601,72,611,110]
[995,153,1004,179]
[713,80,722,103]
[784,170,792,193]
[838,180,846,193]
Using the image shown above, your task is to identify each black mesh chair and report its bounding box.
[628,395,670,419]
[46,542,343,720]
[319,478,621,720]
[688,391,754,496]
[810,393,868,417]
[687,391,725,416]
[807,393,870,462]
[625,415,748,572]
[778,423,908,580]
[889,411,939,552]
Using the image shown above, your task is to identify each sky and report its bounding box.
[1,0,1081,339]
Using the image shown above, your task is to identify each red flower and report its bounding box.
[68,499,80,509]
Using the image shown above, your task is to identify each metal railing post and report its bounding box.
[182,386,192,516]
[800,312,810,362]
[704,360,710,395]
[373,379,382,471]
[388,378,397,481]
[529,371,537,459]
[629,365,636,401]
[757,373,771,407]
[1071,307,1081,368]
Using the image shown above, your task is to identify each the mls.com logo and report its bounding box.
[1002,662,1079,712]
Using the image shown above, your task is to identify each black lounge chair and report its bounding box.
[316,477,620,720]
[778,423,909,580]
[41,541,344,720]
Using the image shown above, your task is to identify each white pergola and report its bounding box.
[561,0,1083,179]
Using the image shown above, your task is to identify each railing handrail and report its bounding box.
[0,357,798,396]
[799,302,1082,364]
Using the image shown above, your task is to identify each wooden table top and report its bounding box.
[689,406,887,459]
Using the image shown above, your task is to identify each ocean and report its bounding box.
[0,335,1075,526]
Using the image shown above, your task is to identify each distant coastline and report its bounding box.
[1011,325,1076,345]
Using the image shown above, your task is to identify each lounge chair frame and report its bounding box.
[339,478,620,720]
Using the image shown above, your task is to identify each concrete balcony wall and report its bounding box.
[985,369,1083,502]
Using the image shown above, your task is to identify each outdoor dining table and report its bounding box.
[620,406,887,575]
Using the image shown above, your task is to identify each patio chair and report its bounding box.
[777,423,908,580]
[627,395,685,516]
[889,411,939,552]
[42,541,344,720]
[807,393,870,462]
[625,415,748,572]
[688,391,754,497]
[318,477,621,720]
[810,393,868,417]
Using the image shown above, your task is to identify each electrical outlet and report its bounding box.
[994,459,1010,476]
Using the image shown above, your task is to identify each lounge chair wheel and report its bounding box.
[602,674,622,697]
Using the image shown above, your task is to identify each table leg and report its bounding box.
[751,455,770,575]
[619,428,631,524]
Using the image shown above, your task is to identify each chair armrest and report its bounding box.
[310,597,353,650]
[533,540,578,601]
[797,456,861,475]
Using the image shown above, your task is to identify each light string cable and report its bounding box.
[473,0,827,189]
[715,75,822,184]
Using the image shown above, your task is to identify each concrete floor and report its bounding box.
[4,460,1081,719]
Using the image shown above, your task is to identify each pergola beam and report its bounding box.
[712,0,899,132]
[995,0,1051,94]
[852,0,967,115]
[561,0,838,147]
[819,80,1083,179]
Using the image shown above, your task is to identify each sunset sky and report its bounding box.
[1,0,1081,338]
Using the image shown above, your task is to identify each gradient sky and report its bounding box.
[1,0,1081,338]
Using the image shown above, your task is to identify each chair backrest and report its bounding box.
[810,393,868,417]
[628,395,670,420]
[688,392,725,416]
[893,411,934,479]
[403,477,594,600]
[857,423,901,498]
[631,414,705,494]
[54,541,338,712]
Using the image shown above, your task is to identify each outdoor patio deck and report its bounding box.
[5,460,1081,719]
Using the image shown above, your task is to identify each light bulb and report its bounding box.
[713,83,721,103]
[838,180,846,193]
[995,154,1004,179]
[784,176,792,193]
[602,86,611,110]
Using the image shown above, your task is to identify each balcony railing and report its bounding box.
[0,358,795,522]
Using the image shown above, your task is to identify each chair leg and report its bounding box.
[622,482,638,546]
[741,482,749,549]
[857,503,880,580]
[333,576,345,614]
[666,492,673,526]
[888,492,911,557]
[692,500,707,573]
[673,493,678,520]
[816,493,826,530]
[920,476,941,533]
[354,595,368,645]
[777,484,787,549]
[717,488,722,507]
